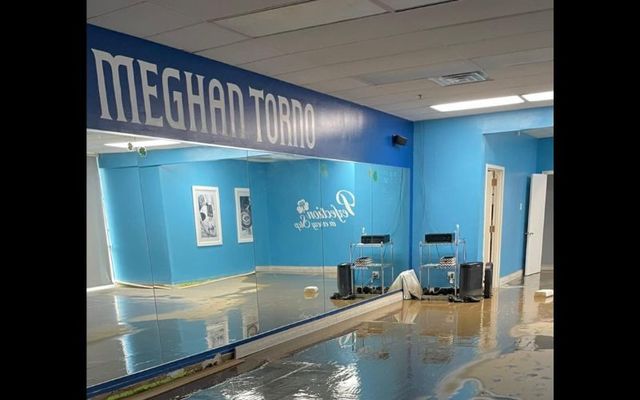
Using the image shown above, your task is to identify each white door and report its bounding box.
[524,174,548,276]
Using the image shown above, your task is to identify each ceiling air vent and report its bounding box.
[429,71,489,87]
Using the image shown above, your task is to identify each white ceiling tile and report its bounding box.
[451,30,553,60]
[486,61,554,80]
[250,0,552,54]
[275,28,552,86]
[88,2,201,38]
[304,78,370,93]
[356,60,480,85]
[472,47,553,70]
[150,0,308,21]
[239,53,318,76]
[276,46,462,84]
[215,0,386,38]
[87,0,144,19]
[360,75,552,109]
[377,0,458,11]
[376,84,549,112]
[237,10,552,77]
[196,39,287,65]
[147,23,248,52]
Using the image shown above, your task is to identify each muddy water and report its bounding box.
[182,271,553,399]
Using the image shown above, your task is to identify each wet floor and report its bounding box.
[178,271,553,400]
[87,271,367,386]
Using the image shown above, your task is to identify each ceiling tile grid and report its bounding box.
[87,0,553,121]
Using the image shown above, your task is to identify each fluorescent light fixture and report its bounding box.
[104,139,179,149]
[522,91,553,102]
[431,95,524,112]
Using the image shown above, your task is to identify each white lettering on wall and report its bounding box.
[185,72,207,133]
[293,190,355,231]
[291,99,304,149]
[208,79,226,135]
[91,49,140,123]
[137,59,163,127]
[162,67,186,130]
[227,82,245,138]
[249,87,264,142]
[265,93,278,144]
[91,49,318,150]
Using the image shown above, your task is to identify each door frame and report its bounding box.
[483,164,505,288]
[524,173,548,276]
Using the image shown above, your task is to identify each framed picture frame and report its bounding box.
[192,186,223,246]
[206,316,229,349]
[234,188,253,243]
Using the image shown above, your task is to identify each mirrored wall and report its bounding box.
[86,130,410,387]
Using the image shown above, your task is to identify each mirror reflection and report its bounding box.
[87,130,410,388]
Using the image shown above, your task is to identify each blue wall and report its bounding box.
[253,159,410,285]
[99,147,255,285]
[100,148,410,285]
[100,167,155,284]
[537,137,554,172]
[412,107,553,283]
[158,159,255,283]
[87,24,413,168]
[485,133,538,277]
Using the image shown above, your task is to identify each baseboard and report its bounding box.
[256,266,337,276]
[500,269,523,286]
[173,271,255,289]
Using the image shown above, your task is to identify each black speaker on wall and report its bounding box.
[392,134,408,146]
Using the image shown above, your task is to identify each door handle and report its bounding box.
[524,232,534,236]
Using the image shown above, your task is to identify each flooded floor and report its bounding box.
[87,271,369,386]
[178,271,553,400]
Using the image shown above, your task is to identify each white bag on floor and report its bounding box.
[388,269,422,300]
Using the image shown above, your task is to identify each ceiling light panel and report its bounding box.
[105,139,180,148]
[522,91,553,101]
[214,0,387,37]
[431,95,524,112]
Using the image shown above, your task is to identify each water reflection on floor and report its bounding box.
[182,271,553,400]
[87,271,364,386]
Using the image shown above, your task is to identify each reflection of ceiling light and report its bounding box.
[104,139,179,148]
[522,91,553,102]
[431,96,524,112]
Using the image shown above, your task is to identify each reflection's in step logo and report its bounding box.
[296,200,310,214]
[294,190,356,231]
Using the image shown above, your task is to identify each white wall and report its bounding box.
[541,174,554,267]
[87,156,112,288]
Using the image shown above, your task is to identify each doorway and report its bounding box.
[541,173,553,270]
[483,164,505,289]
[524,173,550,275]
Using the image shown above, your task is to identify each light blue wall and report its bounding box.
[99,167,154,284]
[257,159,410,285]
[100,148,410,285]
[248,162,271,266]
[485,133,538,277]
[537,137,554,172]
[99,148,255,285]
[412,107,553,283]
[139,167,172,283]
[262,159,324,267]
[158,159,255,283]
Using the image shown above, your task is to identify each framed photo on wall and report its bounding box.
[192,186,223,246]
[234,188,253,243]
